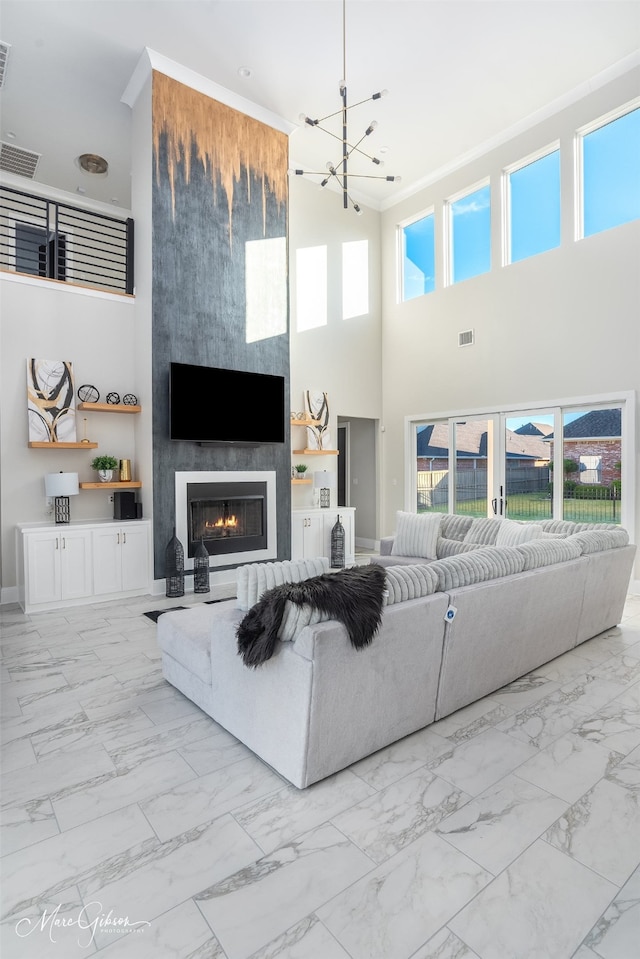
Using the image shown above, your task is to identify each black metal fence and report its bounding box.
[417,466,620,524]
[0,185,134,294]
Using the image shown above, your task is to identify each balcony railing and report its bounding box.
[0,185,134,294]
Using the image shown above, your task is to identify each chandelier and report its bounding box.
[289,0,400,214]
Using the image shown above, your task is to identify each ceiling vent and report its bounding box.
[458,329,475,347]
[0,42,10,88]
[0,142,41,179]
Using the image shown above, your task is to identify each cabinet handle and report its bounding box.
[117,532,120,545]
[56,538,59,550]
[123,532,126,545]
[62,538,66,549]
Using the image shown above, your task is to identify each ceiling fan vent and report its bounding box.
[0,42,10,88]
[458,329,475,347]
[0,141,41,179]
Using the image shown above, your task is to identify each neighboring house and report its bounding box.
[547,410,621,485]
[416,422,548,471]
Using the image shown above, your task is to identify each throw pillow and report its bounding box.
[495,519,545,547]
[391,511,442,559]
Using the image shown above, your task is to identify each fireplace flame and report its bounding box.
[206,515,238,530]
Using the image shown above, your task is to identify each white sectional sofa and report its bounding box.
[156,516,635,788]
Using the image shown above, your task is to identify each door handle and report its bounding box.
[491,498,497,515]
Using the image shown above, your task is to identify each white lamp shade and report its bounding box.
[313,470,337,489]
[45,472,79,497]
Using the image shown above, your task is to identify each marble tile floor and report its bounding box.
[1,589,639,959]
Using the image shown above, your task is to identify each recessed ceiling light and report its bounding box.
[238,66,252,79]
[378,145,389,155]
[76,153,108,175]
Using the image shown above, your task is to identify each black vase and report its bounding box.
[165,527,185,598]
[193,538,210,594]
[331,514,345,569]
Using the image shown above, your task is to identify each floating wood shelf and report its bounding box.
[28,441,99,449]
[290,418,320,427]
[292,449,339,455]
[78,402,142,414]
[79,481,142,490]
[291,478,313,485]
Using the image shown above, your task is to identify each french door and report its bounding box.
[413,399,628,528]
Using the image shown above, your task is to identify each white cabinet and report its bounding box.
[291,508,355,565]
[93,524,150,596]
[17,520,151,613]
[23,528,93,608]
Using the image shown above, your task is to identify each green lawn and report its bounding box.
[419,492,620,524]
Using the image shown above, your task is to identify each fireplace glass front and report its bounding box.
[187,481,267,558]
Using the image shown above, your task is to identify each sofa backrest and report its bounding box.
[236,557,330,611]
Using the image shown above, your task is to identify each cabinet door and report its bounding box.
[120,524,150,591]
[60,530,93,600]
[26,531,61,606]
[291,512,326,560]
[92,527,123,595]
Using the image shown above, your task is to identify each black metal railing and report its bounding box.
[0,185,134,294]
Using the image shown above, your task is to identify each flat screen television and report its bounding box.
[169,362,286,445]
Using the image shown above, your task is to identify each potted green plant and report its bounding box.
[90,454,119,483]
[294,463,308,479]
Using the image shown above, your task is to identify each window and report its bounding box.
[447,182,491,285]
[579,103,640,238]
[505,148,560,264]
[295,245,327,331]
[342,240,369,319]
[400,212,435,300]
[245,237,287,343]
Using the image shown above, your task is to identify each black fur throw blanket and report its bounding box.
[236,564,387,668]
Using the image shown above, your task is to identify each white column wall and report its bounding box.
[289,177,383,523]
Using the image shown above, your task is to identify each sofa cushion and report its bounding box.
[391,511,442,559]
[440,514,474,541]
[495,519,545,547]
[516,537,583,570]
[278,602,328,642]
[236,557,330,611]
[462,517,501,546]
[430,545,525,590]
[570,527,630,554]
[383,564,440,604]
[157,603,239,674]
[436,537,481,559]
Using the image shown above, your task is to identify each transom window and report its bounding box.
[446,182,491,285]
[504,147,560,264]
[578,102,640,239]
[399,211,435,301]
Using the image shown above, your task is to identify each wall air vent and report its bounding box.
[0,142,41,179]
[0,42,10,88]
[458,329,475,347]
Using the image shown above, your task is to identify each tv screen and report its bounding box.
[169,362,286,444]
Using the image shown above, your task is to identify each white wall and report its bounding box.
[289,177,383,522]
[0,276,136,592]
[379,69,640,577]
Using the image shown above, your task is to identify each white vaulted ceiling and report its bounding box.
[1,1,639,210]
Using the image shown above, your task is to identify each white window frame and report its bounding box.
[574,96,640,241]
[444,177,491,287]
[501,141,560,267]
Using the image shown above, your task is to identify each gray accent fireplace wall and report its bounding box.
[151,72,290,578]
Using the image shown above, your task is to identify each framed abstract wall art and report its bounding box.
[27,359,77,443]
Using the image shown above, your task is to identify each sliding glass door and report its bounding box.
[413,398,628,529]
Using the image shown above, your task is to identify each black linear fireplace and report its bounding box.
[187,481,267,558]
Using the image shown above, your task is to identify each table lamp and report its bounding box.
[45,472,79,524]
